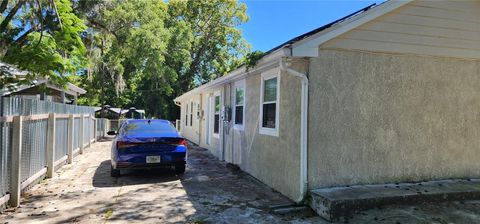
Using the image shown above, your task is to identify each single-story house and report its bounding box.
[122,107,146,119]
[174,0,480,206]
[0,62,86,104]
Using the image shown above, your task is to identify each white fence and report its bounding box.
[0,97,108,209]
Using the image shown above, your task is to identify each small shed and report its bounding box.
[94,106,145,119]
[122,107,145,119]
[0,62,86,104]
[95,105,123,119]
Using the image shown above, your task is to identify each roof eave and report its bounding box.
[291,0,412,57]
[174,47,290,103]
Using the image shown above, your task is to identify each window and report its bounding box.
[185,104,188,126]
[259,70,280,136]
[213,92,220,138]
[190,101,193,126]
[124,120,177,134]
[234,80,245,130]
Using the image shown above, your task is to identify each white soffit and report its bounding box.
[291,0,412,57]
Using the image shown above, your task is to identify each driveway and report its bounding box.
[0,139,318,224]
[2,140,480,224]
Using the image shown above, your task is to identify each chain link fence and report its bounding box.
[20,119,48,182]
[0,122,12,200]
[0,97,100,205]
[55,118,69,161]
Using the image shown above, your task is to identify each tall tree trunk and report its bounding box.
[0,0,26,34]
[0,0,8,14]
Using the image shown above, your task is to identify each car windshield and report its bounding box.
[122,121,176,134]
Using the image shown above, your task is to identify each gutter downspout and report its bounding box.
[279,58,309,203]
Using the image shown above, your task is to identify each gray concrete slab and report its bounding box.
[1,139,480,223]
[0,139,320,224]
[311,179,480,222]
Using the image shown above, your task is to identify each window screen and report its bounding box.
[235,87,244,125]
[214,95,220,134]
[262,77,277,128]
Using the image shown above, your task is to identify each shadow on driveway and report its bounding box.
[92,160,182,188]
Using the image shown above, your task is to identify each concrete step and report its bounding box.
[269,204,311,215]
[310,179,480,222]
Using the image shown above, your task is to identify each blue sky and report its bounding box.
[239,0,384,52]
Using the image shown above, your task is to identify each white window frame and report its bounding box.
[185,103,188,127]
[212,91,221,139]
[190,100,194,127]
[233,79,246,130]
[259,69,280,137]
[206,94,212,145]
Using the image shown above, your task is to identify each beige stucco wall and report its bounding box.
[178,61,305,200]
[180,94,201,145]
[233,63,304,200]
[308,49,480,189]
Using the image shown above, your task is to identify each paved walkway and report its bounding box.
[0,140,315,224]
[1,139,480,223]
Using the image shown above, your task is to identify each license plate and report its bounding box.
[146,156,161,163]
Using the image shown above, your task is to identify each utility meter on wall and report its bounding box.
[221,106,231,122]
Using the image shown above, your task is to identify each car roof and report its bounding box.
[124,119,171,124]
[119,119,180,138]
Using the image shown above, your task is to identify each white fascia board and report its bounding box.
[174,48,290,103]
[68,83,87,95]
[45,83,77,96]
[45,82,86,96]
[292,0,412,57]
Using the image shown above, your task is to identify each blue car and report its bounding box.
[108,119,187,177]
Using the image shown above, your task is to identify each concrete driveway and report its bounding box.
[0,139,317,224]
[2,139,480,224]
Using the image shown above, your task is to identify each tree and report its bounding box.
[72,1,172,110]
[137,0,250,119]
[74,0,250,120]
[0,0,87,89]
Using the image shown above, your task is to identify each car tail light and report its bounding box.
[178,139,188,146]
[117,141,138,149]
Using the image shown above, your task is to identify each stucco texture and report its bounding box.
[235,65,303,200]
[308,49,480,189]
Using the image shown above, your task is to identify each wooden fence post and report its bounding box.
[10,116,23,207]
[67,114,74,164]
[46,113,56,178]
[79,114,84,154]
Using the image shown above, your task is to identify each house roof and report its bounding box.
[174,0,412,103]
[95,107,122,114]
[263,3,377,56]
[0,62,87,96]
[95,107,146,115]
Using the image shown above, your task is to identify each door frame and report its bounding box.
[205,94,212,145]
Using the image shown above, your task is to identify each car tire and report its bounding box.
[111,165,120,177]
[174,164,186,174]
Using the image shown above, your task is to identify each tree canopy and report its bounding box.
[0,0,87,89]
[1,0,250,120]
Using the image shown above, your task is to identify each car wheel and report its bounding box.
[111,165,120,177]
[174,164,186,174]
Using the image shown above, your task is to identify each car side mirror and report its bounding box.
[107,130,117,135]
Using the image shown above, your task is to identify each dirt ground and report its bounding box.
[1,139,480,224]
